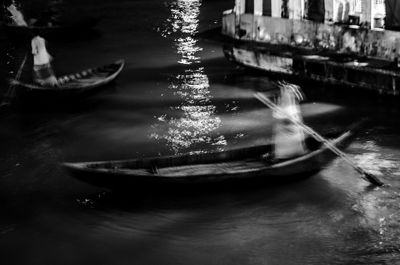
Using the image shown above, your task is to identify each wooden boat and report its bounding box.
[221,1,400,95]
[62,122,362,189]
[3,17,101,41]
[10,59,124,96]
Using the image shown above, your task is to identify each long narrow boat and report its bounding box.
[10,59,124,96]
[63,122,362,189]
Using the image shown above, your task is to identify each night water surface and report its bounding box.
[1,0,400,264]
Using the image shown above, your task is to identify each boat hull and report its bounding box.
[223,41,400,95]
[10,59,124,100]
[63,123,362,189]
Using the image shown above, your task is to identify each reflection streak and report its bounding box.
[153,0,226,153]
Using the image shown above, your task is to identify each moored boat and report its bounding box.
[10,59,124,97]
[222,0,400,95]
[62,121,363,189]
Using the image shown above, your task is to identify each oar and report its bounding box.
[1,52,28,108]
[254,92,384,187]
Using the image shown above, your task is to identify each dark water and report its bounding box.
[1,0,400,264]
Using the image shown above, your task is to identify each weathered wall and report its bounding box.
[223,12,400,61]
[324,0,334,22]
[222,12,236,37]
[288,0,303,20]
[239,14,256,39]
[256,16,292,44]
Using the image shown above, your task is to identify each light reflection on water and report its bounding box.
[151,0,226,154]
[177,37,202,64]
[352,140,400,177]
[325,136,400,261]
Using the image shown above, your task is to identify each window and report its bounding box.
[245,0,254,14]
[263,0,272,16]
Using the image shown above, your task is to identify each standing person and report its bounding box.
[272,82,307,160]
[31,35,58,87]
[6,3,27,26]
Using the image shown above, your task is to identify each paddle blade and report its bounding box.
[363,172,384,186]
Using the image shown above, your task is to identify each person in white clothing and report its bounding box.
[7,4,27,26]
[272,82,307,160]
[31,36,58,87]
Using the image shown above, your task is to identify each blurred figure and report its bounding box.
[31,35,58,87]
[272,82,306,160]
[7,3,27,26]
